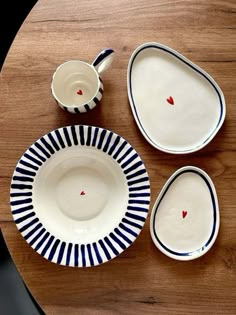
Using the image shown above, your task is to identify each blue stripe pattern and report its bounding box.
[60,84,103,114]
[66,243,72,266]
[29,227,46,246]
[10,125,150,267]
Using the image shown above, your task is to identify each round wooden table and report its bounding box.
[1,0,236,313]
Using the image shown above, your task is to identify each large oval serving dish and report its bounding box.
[150,166,220,260]
[127,42,226,154]
[10,125,150,267]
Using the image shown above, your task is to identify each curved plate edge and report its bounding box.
[9,125,151,267]
[127,42,226,154]
[149,165,220,260]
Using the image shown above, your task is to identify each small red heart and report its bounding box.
[182,210,187,218]
[80,191,85,195]
[77,89,83,95]
[167,96,174,105]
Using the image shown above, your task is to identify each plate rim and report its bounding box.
[10,124,151,267]
[149,165,220,261]
[127,41,226,154]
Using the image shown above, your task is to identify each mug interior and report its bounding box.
[52,61,99,107]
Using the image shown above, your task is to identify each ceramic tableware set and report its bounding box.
[10,43,226,267]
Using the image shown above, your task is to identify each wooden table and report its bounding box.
[1,0,236,314]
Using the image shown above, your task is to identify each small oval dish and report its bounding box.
[10,125,150,267]
[127,42,226,154]
[150,166,220,260]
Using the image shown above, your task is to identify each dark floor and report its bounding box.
[0,0,38,71]
[0,2,45,313]
[0,229,45,314]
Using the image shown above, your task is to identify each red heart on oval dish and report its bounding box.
[167,96,174,105]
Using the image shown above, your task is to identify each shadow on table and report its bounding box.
[0,229,45,315]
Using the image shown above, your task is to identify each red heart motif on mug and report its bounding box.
[77,89,83,95]
[167,96,174,105]
[80,191,85,195]
[182,210,187,218]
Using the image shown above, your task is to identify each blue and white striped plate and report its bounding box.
[10,125,150,267]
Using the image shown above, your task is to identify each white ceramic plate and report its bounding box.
[127,42,226,154]
[150,166,220,260]
[10,125,150,267]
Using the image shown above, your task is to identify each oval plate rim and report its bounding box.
[127,42,226,154]
[149,165,220,261]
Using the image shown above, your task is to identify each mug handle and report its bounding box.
[92,48,114,75]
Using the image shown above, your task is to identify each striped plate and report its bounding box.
[10,125,150,267]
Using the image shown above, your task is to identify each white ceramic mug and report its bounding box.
[51,48,114,113]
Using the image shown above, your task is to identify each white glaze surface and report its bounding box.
[150,166,220,260]
[52,61,99,107]
[155,172,213,252]
[33,147,129,243]
[128,43,226,153]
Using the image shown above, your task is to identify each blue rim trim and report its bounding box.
[93,48,114,67]
[152,169,217,256]
[128,44,224,153]
[10,125,150,267]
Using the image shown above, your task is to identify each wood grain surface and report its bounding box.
[1,0,236,314]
